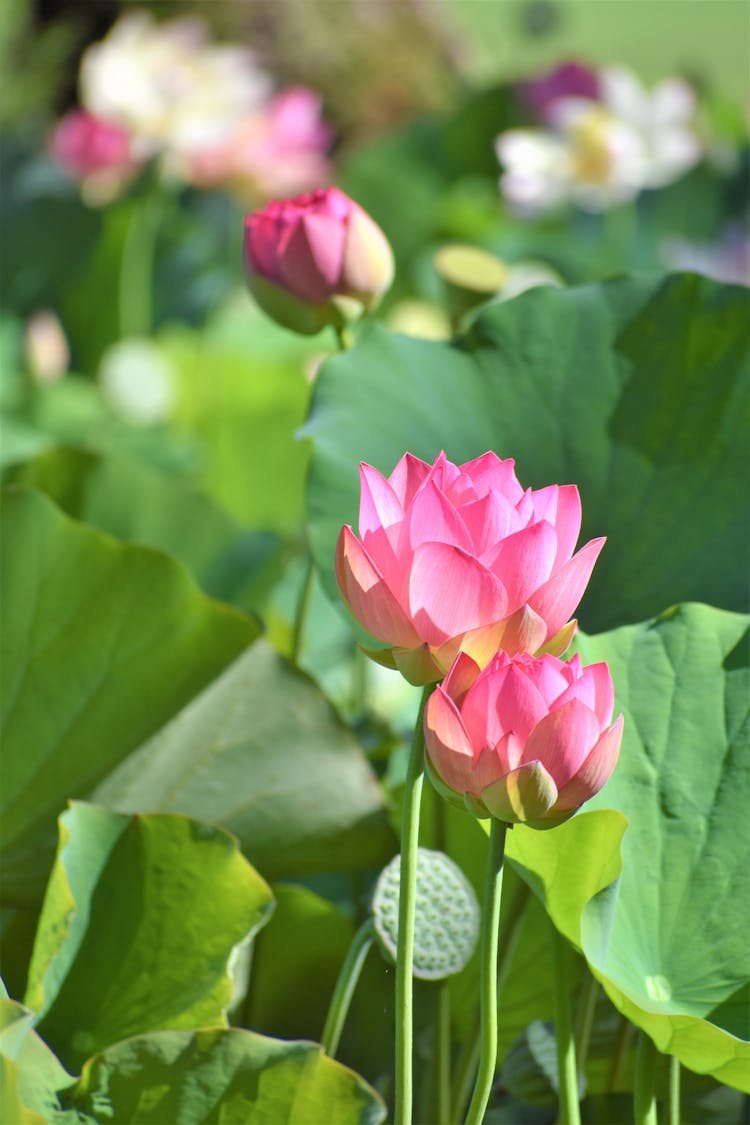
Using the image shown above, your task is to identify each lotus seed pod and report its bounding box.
[371,848,479,980]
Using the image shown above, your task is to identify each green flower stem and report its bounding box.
[119,195,161,339]
[574,971,599,1084]
[463,818,508,1125]
[321,918,375,1058]
[634,1031,658,1125]
[606,1014,634,1092]
[394,685,431,1125]
[333,324,354,351]
[668,1055,680,1125]
[450,877,530,1124]
[291,557,314,666]
[551,927,581,1125]
[436,980,452,1125]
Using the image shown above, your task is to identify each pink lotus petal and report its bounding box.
[519,652,573,707]
[279,211,346,302]
[589,661,615,726]
[528,537,606,640]
[552,666,597,712]
[407,480,475,554]
[439,618,510,675]
[459,452,524,503]
[495,604,548,657]
[492,661,552,742]
[555,714,623,810]
[521,698,601,788]
[463,490,516,555]
[482,520,558,610]
[442,651,482,706]
[409,542,508,647]
[531,484,582,566]
[358,462,404,537]
[424,686,476,794]
[493,729,524,773]
[388,453,432,507]
[335,526,420,648]
[472,742,506,793]
[245,212,286,286]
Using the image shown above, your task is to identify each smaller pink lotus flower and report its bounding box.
[243,186,394,334]
[424,649,623,828]
[522,61,601,122]
[336,452,605,685]
[50,110,138,193]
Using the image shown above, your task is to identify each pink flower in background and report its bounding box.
[243,186,394,333]
[49,109,141,205]
[522,61,601,122]
[336,452,605,684]
[425,649,623,827]
[189,87,333,199]
[50,110,137,180]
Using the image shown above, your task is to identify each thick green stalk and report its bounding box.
[668,1055,680,1125]
[552,927,581,1125]
[119,195,161,339]
[321,918,375,1058]
[634,1031,658,1125]
[451,878,530,1124]
[463,819,508,1125]
[394,685,430,1125]
[574,971,599,1083]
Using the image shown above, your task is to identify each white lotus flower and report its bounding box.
[496,66,703,213]
[79,12,271,161]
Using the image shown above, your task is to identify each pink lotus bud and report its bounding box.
[49,109,137,180]
[243,187,394,334]
[522,61,601,122]
[424,650,623,828]
[335,451,605,685]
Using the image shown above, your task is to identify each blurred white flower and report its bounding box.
[496,66,703,213]
[98,338,175,425]
[80,12,271,163]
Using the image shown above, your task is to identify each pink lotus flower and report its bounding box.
[50,109,137,181]
[336,452,605,685]
[424,649,623,827]
[522,61,601,122]
[243,186,394,334]
[188,87,333,200]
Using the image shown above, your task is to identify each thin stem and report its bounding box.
[321,918,375,1058]
[394,685,430,1125]
[551,927,581,1125]
[634,1031,658,1125]
[436,980,452,1125]
[118,195,161,339]
[450,877,530,1124]
[463,819,508,1125]
[291,557,314,666]
[607,1014,634,1092]
[333,324,354,351]
[668,1055,680,1125]
[574,970,599,1086]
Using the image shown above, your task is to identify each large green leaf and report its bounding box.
[0,997,72,1121]
[0,488,259,906]
[63,1028,387,1124]
[243,883,355,1044]
[93,642,396,879]
[25,803,274,1071]
[507,605,750,1088]
[304,274,750,633]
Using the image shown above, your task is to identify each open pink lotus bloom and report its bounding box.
[424,649,623,827]
[336,451,605,684]
[243,186,394,334]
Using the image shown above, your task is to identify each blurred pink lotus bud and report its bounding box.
[424,649,623,827]
[336,451,604,685]
[50,110,136,180]
[522,61,601,122]
[243,187,394,334]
